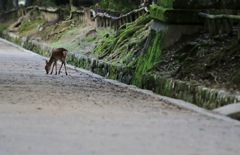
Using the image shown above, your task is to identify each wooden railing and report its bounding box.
[95,7,149,30]
[199,12,240,38]
[1,6,149,30]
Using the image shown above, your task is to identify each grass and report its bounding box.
[0,24,9,37]
[18,18,45,33]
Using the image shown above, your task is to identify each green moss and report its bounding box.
[114,26,141,49]
[18,18,45,33]
[149,5,200,23]
[150,5,172,22]
[93,34,115,57]
[141,72,240,110]
[99,0,138,13]
[93,14,151,65]
[158,0,173,8]
[37,0,57,6]
[133,29,165,86]
[0,24,9,37]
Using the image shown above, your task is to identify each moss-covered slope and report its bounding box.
[92,14,152,66]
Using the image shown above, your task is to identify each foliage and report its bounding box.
[0,0,14,11]
[92,14,152,65]
[38,0,57,6]
[0,24,9,37]
[133,29,165,86]
[18,17,45,33]
[99,0,139,13]
[157,0,173,8]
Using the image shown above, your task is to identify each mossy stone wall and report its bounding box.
[149,5,201,24]
[142,73,240,110]
[157,0,240,9]
[67,53,134,84]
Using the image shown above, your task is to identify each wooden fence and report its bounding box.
[95,7,149,30]
[1,6,149,31]
[199,12,240,41]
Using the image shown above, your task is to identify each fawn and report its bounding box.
[45,48,68,75]
[86,29,97,38]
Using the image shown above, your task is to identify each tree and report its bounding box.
[13,0,19,7]
[70,0,75,11]
[25,0,35,6]
[99,0,140,12]
[0,0,4,12]
[0,0,15,11]
[55,0,69,6]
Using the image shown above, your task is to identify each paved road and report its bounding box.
[0,39,240,155]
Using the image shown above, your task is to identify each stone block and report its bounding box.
[157,0,240,10]
[213,103,240,120]
[150,5,201,24]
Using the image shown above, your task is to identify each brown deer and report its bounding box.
[45,48,68,75]
[86,29,97,38]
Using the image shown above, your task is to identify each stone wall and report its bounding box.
[157,0,240,9]
[142,73,240,109]
[38,7,60,22]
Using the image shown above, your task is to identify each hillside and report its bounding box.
[156,28,240,92]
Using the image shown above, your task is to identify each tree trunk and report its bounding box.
[2,0,14,10]
[69,0,75,11]
[13,0,18,7]
[0,0,4,12]
[25,0,33,6]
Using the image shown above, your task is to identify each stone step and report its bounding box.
[213,103,240,120]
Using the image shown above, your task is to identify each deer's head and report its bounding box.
[45,60,51,74]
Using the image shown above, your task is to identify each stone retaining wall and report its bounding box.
[142,73,240,109]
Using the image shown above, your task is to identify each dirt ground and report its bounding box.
[159,29,240,93]
[0,39,240,155]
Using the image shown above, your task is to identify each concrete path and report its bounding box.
[0,39,240,155]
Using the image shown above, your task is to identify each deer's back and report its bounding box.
[51,48,68,61]
[86,29,97,37]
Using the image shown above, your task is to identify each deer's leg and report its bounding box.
[50,62,54,74]
[64,61,68,75]
[54,61,58,75]
[59,61,64,74]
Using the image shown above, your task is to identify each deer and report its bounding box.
[45,48,68,75]
[86,29,97,38]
